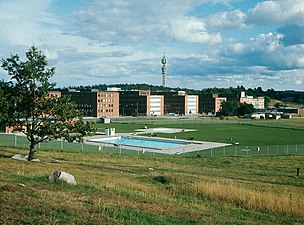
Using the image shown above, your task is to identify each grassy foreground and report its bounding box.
[1,148,303,225]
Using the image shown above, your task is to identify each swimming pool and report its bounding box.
[91,136,189,149]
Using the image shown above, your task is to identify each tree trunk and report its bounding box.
[28,141,36,161]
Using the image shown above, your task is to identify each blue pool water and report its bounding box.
[96,136,188,149]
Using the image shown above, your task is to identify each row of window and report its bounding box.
[97,104,114,108]
[98,93,114,97]
[98,109,114,113]
[97,98,115,102]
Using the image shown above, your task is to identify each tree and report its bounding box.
[1,46,94,161]
[237,103,255,116]
[219,101,240,116]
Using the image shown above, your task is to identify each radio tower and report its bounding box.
[161,53,167,87]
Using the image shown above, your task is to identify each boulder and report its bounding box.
[12,154,27,161]
[49,171,77,185]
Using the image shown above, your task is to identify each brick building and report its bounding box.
[62,89,119,117]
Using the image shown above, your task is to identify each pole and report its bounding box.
[296,168,300,178]
[14,134,17,147]
[277,145,279,155]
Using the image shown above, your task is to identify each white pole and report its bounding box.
[14,134,17,147]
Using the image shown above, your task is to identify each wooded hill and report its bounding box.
[63,83,304,105]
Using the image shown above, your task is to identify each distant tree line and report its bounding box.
[65,84,303,104]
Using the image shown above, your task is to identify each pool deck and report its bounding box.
[86,133,231,155]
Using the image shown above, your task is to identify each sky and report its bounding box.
[0,0,304,91]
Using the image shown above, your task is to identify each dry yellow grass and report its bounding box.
[1,148,304,224]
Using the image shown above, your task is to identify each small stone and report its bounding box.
[49,171,77,185]
[31,159,40,162]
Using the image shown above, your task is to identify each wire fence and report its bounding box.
[183,144,304,157]
[1,133,303,157]
[0,133,156,156]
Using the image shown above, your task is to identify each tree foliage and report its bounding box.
[237,103,255,116]
[219,101,240,116]
[0,46,95,161]
[220,101,256,117]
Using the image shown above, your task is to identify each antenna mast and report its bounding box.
[161,53,167,87]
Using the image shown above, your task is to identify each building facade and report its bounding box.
[119,90,164,116]
[159,91,199,115]
[62,89,119,117]
[240,91,265,109]
[200,94,226,114]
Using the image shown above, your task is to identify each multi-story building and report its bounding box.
[240,91,264,109]
[48,91,61,98]
[62,89,119,117]
[157,91,199,115]
[119,90,164,116]
[200,94,226,114]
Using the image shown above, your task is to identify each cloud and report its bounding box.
[205,9,247,29]
[278,25,304,46]
[171,17,222,44]
[72,0,222,44]
[247,0,304,26]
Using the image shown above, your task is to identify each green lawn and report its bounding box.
[95,119,304,146]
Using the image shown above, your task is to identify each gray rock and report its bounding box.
[31,159,40,162]
[12,154,28,161]
[49,171,77,185]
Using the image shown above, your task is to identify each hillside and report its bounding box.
[1,147,303,224]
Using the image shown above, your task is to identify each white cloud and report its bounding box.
[171,17,222,44]
[205,9,247,29]
[247,0,304,26]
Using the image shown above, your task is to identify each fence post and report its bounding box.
[14,134,17,147]
[287,145,289,155]
[267,146,269,155]
[296,145,298,154]
[277,145,279,155]
[211,148,213,157]
[223,147,226,157]
[81,143,84,152]
[235,146,237,156]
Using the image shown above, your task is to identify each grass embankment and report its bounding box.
[1,147,303,224]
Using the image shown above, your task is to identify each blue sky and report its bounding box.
[0,0,304,91]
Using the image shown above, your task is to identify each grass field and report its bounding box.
[1,147,303,224]
[95,118,304,146]
[2,117,304,157]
